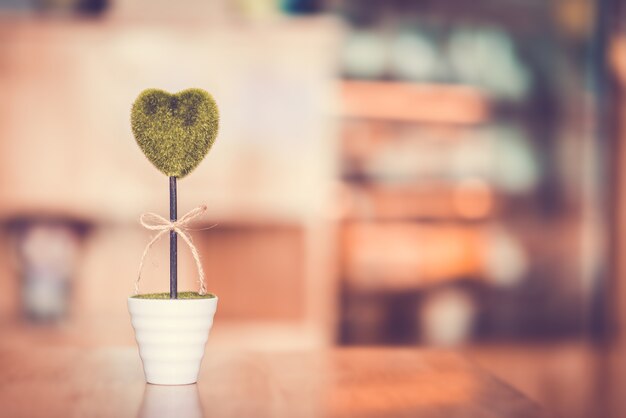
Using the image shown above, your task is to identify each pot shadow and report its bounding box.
[137,383,204,418]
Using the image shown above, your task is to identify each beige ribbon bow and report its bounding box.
[135,205,209,295]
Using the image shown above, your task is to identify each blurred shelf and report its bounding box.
[340,182,495,222]
[337,80,491,125]
[340,275,485,294]
[340,221,487,290]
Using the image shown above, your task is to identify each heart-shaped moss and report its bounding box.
[131,88,219,178]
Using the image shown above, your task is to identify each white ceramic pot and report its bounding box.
[128,296,218,385]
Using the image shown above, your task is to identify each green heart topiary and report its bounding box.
[131,88,219,178]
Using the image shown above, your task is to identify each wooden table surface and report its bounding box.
[0,346,547,418]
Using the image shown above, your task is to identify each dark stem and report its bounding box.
[169,176,178,299]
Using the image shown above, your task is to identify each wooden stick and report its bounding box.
[169,176,178,299]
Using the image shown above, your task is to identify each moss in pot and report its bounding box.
[128,88,220,385]
[132,292,216,300]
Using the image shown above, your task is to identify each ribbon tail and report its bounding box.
[135,230,168,295]
[177,228,207,295]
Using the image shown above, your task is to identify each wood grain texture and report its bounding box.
[0,347,548,418]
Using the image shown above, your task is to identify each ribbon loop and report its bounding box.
[135,205,208,295]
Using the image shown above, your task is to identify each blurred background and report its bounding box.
[0,0,625,417]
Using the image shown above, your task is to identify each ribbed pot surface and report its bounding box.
[128,296,218,385]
